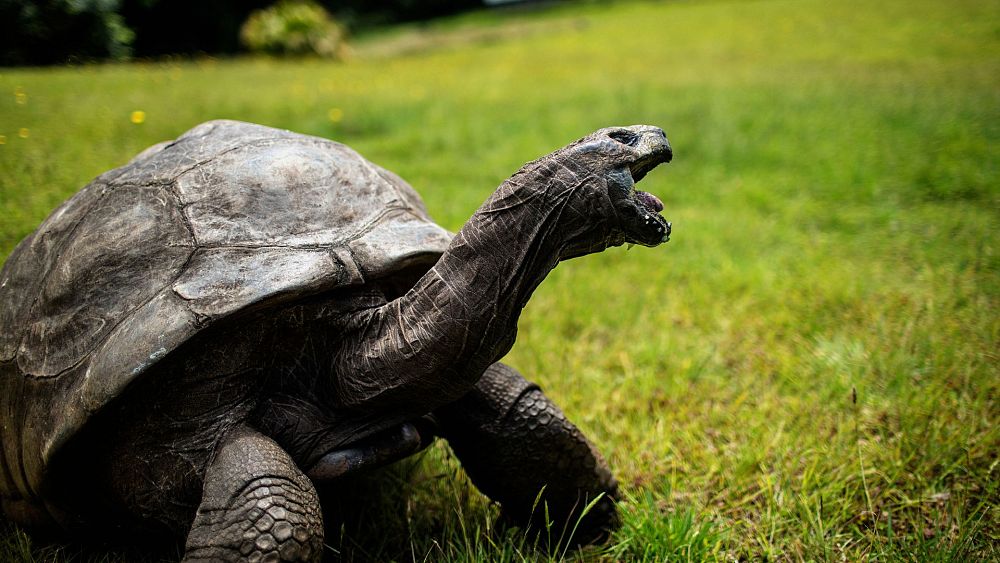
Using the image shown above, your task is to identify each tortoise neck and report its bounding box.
[435,181,573,324]
[423,156,624,363]
[331,168,614,413]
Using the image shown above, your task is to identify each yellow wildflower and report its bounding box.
[131,111,146,124]
[0,135,6,145]
[327,108,344,123]
[18,128,29,138]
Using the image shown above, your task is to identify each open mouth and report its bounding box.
[621,143,672,246]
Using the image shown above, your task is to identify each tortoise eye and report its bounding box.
[607,130,639,147]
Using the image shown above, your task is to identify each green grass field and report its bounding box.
[1,0,998,560]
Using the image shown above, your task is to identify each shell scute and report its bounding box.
[172,247,353,318]
[16,183,193,378]
[0,183,106,362]
[112,120,300,186]
[175,139,400,247]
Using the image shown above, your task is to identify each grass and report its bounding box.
[1,0,998,560]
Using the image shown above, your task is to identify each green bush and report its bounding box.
[239,0,347,59]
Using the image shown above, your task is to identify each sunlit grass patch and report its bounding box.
[608,484,725,562]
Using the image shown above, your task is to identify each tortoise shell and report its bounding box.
[0,120,452,506]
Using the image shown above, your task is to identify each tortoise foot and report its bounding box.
[435,362,620,548]
[182,426,324,563]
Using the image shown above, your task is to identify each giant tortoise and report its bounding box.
[0,120,672,561]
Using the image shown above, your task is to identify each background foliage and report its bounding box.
[0,0,485,64]
[0,0,135,65]
[240,0,348,59]
[1,0,998,560]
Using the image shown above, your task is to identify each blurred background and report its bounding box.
[0,0,488,65]
[1,0,997,561]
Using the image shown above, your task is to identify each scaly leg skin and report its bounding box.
[182,426,325,562]
[434,363,620,547]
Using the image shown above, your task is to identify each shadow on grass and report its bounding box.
[0,455,620,563]
[0,518,181,563]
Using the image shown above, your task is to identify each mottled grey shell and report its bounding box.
[0,120,451,498]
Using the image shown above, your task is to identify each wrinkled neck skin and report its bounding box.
[449,157,623,319]
[332,158,623,413]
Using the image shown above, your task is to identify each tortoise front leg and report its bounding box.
[434,363,620,546]
[182,426,325,562]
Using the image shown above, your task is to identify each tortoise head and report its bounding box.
[563,125,673,248]
[506,125,672,260]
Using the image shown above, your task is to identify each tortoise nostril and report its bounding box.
[608,130,640,147]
